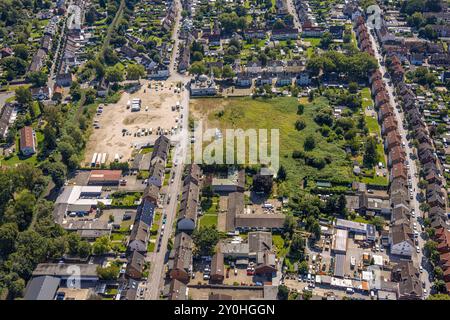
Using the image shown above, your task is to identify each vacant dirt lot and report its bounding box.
[84,80,182,165]
[187,286,264,300]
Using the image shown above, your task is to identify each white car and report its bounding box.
[416,246,420,253]
[419,266,423,273]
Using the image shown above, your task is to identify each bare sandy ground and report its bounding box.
[84,80,182,166]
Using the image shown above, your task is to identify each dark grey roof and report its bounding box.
[178,179,199,224]
[226,191,244,231]
[248,231,272,253]
[168,279,187,300]
[334,253,345,278]
[151,135,170,163]
[24,276,60,300]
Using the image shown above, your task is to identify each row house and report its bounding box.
[244,29,266,40]
[372,79,385,95]
[390,162,407,183]
[301,21,325,38]
[378,103,393,122]
[271,28,299,40]
[388,55,405,82]
[381,116,397,136]
[276,74,293,86]
[429,53,450,67]
[384,130,402,152]
[235,73,252,87]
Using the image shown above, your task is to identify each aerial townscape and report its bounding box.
[0,0,450,303]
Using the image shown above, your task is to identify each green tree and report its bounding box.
[4,190,36,231]
[97,264,119,280]
[189,61,207,75]
[126,64,145,80]
[0,223,19,257]
[295,119,306,131]
[298,260,309,274]
[105,66,124,83]
[27,71,47,87]
[283,215,296,234]
[427,294,450,300]
[363,136,378,168]
[304,135,316,151]
[13,44,29,60]
[290,233,305,256]
[222,65,235,79]
[192,226,219,256]
[92,235,111,255]
[319,32,333,49]
[277,285,289,300]
[15,86,32,106]
[371,216,385,231]
[277,165,287,181]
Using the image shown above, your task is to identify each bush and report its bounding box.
[295,119,306,131]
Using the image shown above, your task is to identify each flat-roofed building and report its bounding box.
[87,170,122,186]
[332,229,348,253]
[24,276,61,300]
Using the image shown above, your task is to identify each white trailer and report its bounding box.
[101,153,107,165]
[91,153,98,167]
[114,154,120,162]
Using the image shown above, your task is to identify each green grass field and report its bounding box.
[191,97,354,195]
[198,214,218,228]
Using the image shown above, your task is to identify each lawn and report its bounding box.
[191,97,354,195]
[365,116,380,134]
[360,87,373,109]
[111,192,142,207]
[199,195,219,228]
[273,234,289,258]
[198,214,218,228]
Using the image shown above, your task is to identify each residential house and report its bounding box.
[389,223,414,257]
[276,74,292,87]
[381,116,397,136]
[285,59,304,74]
[255,250,277,277]
[391,261,423,300]
[168,233,193,283]
[31,86,52,101]
[168,279,188,300]
[246,61,263,74]
[296,71,311,86]
[177,177,199,232]
[210,253,225,284]
[126,251,145,279]
[266,60,284,74]
[329,25,344,39]
[302,21,325,37]
[19,126,37,156]
[388,146,406,167]
[244,29,266,40]
[29,49,46,72]
[271,28,299,40]
[148,162,165,188]
[190,74,217,96]
[128,221,150,253]
[235,73,252,87]
[151,135,170,166]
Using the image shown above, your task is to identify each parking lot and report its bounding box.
[84,79,183,166]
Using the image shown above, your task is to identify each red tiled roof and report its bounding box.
[88,170,122,182]
[19,126,34,150]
